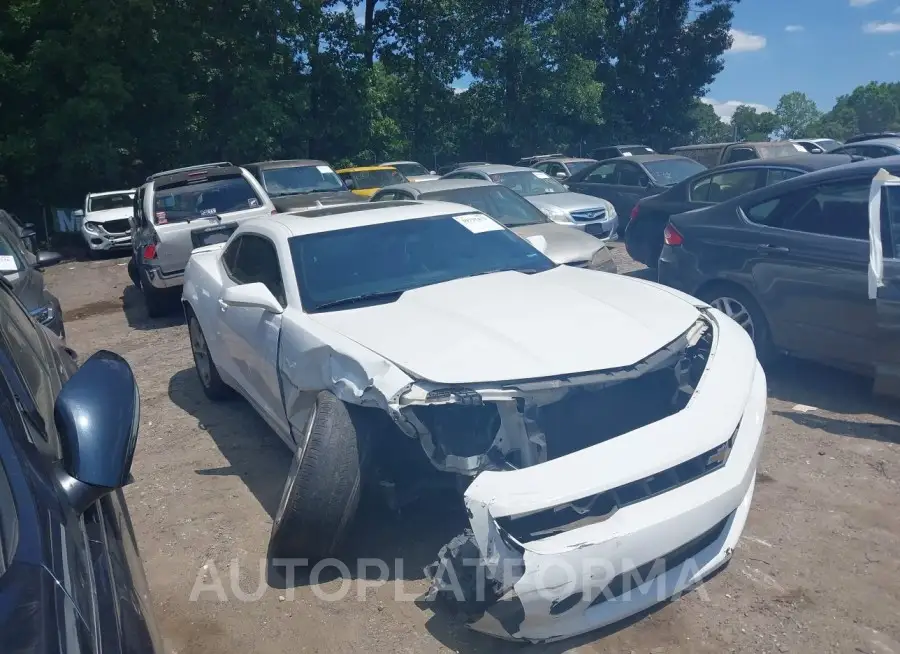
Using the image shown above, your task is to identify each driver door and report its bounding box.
[873,180,900,396]
[219,234,290,439]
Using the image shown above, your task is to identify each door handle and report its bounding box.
[218,299,228,312]
[757,244,790,254]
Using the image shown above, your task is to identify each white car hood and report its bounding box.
[308,266,701,384]
[85,207,134,223]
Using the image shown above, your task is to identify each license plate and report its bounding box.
[191,222,237,248]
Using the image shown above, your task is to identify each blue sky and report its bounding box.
[704,0,900,121]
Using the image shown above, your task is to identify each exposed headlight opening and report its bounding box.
[29,303,55,326]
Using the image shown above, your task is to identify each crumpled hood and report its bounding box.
[85,207,134,223]
[511,222,603,264]
[308,265,701,384]
[526,192,611,212]
[272,190,367,212]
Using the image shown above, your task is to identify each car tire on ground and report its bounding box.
[268,391,368,562]
[699,283,774,363]
[187,311,232,401]
[138,267,169,318]
[127,257,140,286]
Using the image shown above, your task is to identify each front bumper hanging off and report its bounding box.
[424,309,768,642]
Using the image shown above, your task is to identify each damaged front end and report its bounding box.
[401,311,767,642]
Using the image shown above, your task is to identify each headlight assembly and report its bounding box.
[83,221,100,233]
[29,303,55,325]
[539,205,573,223]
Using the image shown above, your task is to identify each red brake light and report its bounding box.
[143,243,157,260]
[629,205,640,222]
[663,224,683,246]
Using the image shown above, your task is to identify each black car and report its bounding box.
[0,221,66,339]
[565,154,708,236]
[845,132,900,144]
[589,144,655,160]
[242,159,367,212]
[625,153,855,267]
[0,278,163,653]
[657,156,900,384]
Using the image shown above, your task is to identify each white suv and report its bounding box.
[75,189,137,256]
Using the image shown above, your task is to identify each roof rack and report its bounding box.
[147,162,234,182]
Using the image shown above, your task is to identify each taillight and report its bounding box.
[271,208,278,215]
[629,205,640,222]
[663,224,683,246]
[143,243,157,260]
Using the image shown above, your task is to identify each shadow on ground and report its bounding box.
[123,285,185,330]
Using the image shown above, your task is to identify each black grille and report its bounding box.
[496,422,738,543]
[102,219,132,234]
[584,222,611,238]
[570,208,607,223]
[587,513,731,608]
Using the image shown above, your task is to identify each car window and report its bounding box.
[724,147,758,164]
[226,235,286,306]
[421,185,549,227]
[152,175,263,224]
[591,148,615,161]
[88,193,134,212]
[350,169,406,188]
[372,191,396,201]
[766,168,803,186]
[133,187,145,227]
[565,161,595,176]
[489,170,569,196]
[689,175,713,202]
[0,287,61,456]
[390,162,429,177]
[534,162,550,173]
[777,180,871,240]
[615,162,648,187]
[585,163,617,183]
[699,170,761,203]
[884,185,900,258]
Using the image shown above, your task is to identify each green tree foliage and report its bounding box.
[683,100,731,144]
[805,82,900,140]
[0,0,738,211]
[731,104,778,142]
[774,91,821,139]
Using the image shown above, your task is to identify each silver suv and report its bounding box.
[128,162,275,317]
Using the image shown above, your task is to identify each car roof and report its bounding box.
[600,154,689,164]
[146,161,233,181]
[380,160,422,166]
[705,153,854,174]
[336,166,397,173]
[380,179,496,194]
[542,157,596,164]
[242,159,329,170]
[88,188,136,197]
[453,164,536,174]
[265,200,482,236]
[843,137,900,147]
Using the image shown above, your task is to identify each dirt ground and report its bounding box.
[44,243,900,654]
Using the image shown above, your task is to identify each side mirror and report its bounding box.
[525,235,548,253]
[54,350,140,514]
[430,170,437,175]
[72,209,85,218]
[22,228,37,240]
[34,250,62,269]
[555,172,568,180]
[222,282,284,314]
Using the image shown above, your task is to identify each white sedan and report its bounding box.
[181,200,767,643]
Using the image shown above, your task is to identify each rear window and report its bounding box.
[348,169,406,188]
[759,144,805,159]
[152,175,262,224]
[643,158,707,186]
[565,161,595,175]
[88,193,134,212]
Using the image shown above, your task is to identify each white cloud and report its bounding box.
[785,25,805,32]
[702,97,772,124]
[452,87,468,95]
[727,28,767,53]
[890,50,900,56]
[850,0,879,6]
[864,20,900,32]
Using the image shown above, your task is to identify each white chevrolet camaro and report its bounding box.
[181,200,767,643]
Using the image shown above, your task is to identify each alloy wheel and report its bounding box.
[711,296,755,341]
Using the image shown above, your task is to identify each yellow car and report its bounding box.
[336,166,408,197]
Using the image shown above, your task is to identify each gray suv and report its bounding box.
[129,162,275,317]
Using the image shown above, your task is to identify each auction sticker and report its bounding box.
[453,213,504,233]
[155,211,168,224]
[0,255,17,271]
[316,165,333,173]
[533,171,550,179]
[200,207,218,217]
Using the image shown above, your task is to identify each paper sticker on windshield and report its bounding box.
[533,171,550,179]
[155,211,168,224]
[453,213,503,234]
[621,152,633,156]
[248,197,259,207]
[200,207,217,217]
[316,165,333,174]
[0,255,16,271]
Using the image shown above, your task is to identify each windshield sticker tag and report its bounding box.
[248,197,259,207]
[621,152,633,156]
[316,165,333,174]
[0,255,17,271]
[155,211,168,224]
[533,171,550,179]
[453,213,504,234]
[200,208,217,217]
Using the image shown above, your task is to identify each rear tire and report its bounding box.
[127,257,140,287]
[138,268,169,318]
[699,283,774,363]
[268,391,367,562]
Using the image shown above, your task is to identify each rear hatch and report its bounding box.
[150,167,271,274]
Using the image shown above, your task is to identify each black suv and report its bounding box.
[0,280,163,652]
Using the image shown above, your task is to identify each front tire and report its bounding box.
[700,284,774,363]
[268,391,367,562]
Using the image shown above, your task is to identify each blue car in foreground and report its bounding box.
[0,275,163,653]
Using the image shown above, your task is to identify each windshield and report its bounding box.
[816,139,842,152]
[347,169,407,188]
[490,170,569,197]
[643,158,707,186]
[760,143,805,158]
[261,165,344,196]
[390,162,430,177]
[566,161,595,175]
[290,213,555,312]
[88,193,133,212]
[421,185,550,227]
[153,175,263,224]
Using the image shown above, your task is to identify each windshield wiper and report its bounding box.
[314,290,406,311]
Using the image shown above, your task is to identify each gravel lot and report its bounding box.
[45,243,900,654]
